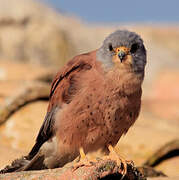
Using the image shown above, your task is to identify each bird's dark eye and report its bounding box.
[130,43,139,54]
[108,43,113,51]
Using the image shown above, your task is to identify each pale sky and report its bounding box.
[42,0,179,23]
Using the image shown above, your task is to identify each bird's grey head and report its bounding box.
[97,30,147,74]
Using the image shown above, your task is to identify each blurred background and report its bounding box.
[0,0,178,177]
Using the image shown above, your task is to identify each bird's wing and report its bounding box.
[28,53,95,159]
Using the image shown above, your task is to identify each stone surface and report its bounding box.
[0,0,76,66]
[0,0,179,178]
[0,160,144,180]
[148,177,179,180]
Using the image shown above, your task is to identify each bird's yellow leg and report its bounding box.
[73,147,97,170]
[79,147,86,160]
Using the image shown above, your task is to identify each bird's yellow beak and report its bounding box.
[115,47,129,62]
[112,46,132,65]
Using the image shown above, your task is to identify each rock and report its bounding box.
[0,0,76,66]
[0,159,146,180]
[0,61,50,168]
[0,61,52,104]
[0,101,47,168]
[148,177,179,180]
[144,70,179,120]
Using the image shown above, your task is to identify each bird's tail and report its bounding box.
[0,156,30,174]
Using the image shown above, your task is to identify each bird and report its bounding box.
[0,30,146,174]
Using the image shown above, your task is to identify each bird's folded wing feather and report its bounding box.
[28,54,94,159]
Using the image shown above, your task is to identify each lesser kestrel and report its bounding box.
[1,30,147,174]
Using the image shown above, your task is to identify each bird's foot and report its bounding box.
[72,147,97,171]
[101,145,133,179]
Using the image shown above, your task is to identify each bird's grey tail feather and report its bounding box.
[0,156,30,174]
[0,153,47,173]
[19,152,47,171]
